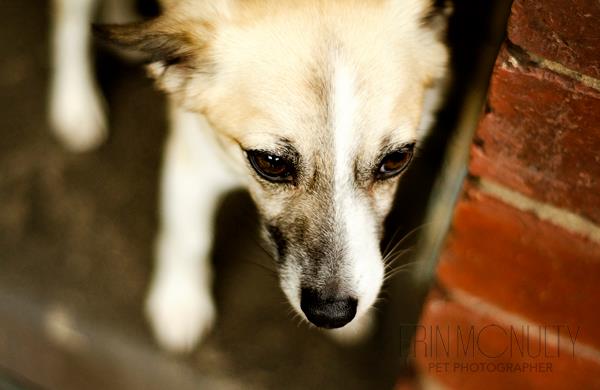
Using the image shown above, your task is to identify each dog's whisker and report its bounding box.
[383,263,416,281]
[384,257,413,277]
[382,236,417,261]
[242,257,278,278]
[383,233,417,261]
[382,224,409,255]
[292,311,307,328]
[383,250,415,276]
[383,246,409,263]
[382,219,429,254]
[382,261,419,283]
[382,222,431,258]
[384,259,418,274]
[236,237,280,278]
[251,244,277,266]
[247,234,279,264]
[383,247,414,268]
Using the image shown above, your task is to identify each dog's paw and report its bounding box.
[49,80,107,152]
[325,310,375,346]
[145,273,215,354]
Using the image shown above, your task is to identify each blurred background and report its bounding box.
[0,1,512,389]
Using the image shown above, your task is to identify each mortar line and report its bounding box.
[506,42,600,92]
[448,288,600,365]
[476,177,600,245]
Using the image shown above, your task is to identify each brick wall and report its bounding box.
[412,0,600,388]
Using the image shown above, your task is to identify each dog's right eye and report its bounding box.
[375,143,415,180]
[247,150,295,183]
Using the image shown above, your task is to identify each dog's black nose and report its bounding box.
[300,288,357,328]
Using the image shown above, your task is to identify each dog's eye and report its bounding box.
[376,145,414,180]
[247,150,295,183]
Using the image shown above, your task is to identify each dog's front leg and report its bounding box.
[146,102,239,353]
[49,0,107,152]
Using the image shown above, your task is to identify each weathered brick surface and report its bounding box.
[470,45,600,224]
[414,0,600,386]
[508,0,600,79]
[437,184,600,350]
[415,294,600,390]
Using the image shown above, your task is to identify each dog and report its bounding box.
[50,0,449,353]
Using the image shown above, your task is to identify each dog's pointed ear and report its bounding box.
[421,0,452,38]
[94,21,194,64]
[389,0,452,34]
[94,19,214,102]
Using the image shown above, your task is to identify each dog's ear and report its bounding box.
[388,0,450,81]
[94,21,196,64]
[94,19,215,102]
[421,0,452,39]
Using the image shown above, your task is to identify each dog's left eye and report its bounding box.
[376,145,415,180]
[247,150,295,183]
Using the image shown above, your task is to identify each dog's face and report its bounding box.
[101,0,447,329]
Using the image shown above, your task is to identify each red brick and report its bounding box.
[415,295,600,390]
[394,378,417,390]
[437,184,600,350]
[508,0,600,79]
[470,45,600,224]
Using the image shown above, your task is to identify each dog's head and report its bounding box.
[99,0,448,329]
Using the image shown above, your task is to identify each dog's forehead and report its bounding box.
[228,68,416,167]
[213,3,424,152]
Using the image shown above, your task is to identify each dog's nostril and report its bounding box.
[300,288,357,329]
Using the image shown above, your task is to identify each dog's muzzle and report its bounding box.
[300,288,357,328]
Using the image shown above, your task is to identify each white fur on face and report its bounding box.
[332,59,384,319]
